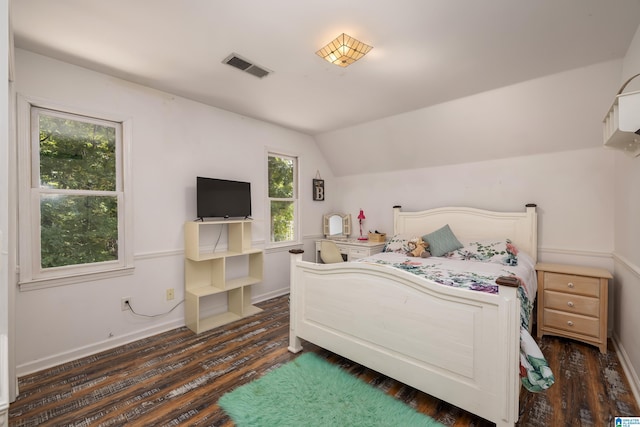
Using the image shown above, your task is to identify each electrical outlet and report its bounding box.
[166,288,175,301]
[121,297,131,311]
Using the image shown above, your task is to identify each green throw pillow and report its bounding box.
[423,224,463,257]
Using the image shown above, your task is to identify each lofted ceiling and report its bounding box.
[10,0,640,136]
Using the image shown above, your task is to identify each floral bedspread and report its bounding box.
[354,251,555,392]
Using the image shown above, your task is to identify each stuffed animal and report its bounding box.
[406,237,431,258]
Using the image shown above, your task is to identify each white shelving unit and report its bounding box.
[602,73,640,157]
[184,219,263,334]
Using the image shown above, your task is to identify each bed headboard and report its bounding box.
[393,204,538,262]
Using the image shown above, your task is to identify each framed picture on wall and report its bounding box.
[313,178,325,201]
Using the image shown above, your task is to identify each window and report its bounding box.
[18,98,133,288]
[267,153,298,245]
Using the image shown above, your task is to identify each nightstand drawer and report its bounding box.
[543,309,600,338]
[543,290,599,317]
[544,272,600,297]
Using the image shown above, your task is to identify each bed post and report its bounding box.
[393,205,402,235]
[499,283,521,427]
[288,249,304,353]
[525,203,537,263]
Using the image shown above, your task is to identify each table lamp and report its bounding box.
[357,209,367,241]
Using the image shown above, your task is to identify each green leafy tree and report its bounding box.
[38,114,118,268]
[268,155,295,242]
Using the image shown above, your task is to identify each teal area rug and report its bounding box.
[218,352,443,427]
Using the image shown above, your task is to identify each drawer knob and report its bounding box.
[567,321,574,327]
[567,301,575,308]
[567,282,575,288]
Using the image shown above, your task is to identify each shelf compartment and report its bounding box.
[190,247,262,262]
[185,258,225,292]
[185,220,255,261]
[185,291,243,334]
[185,287,263,334]
[184,219,264,334]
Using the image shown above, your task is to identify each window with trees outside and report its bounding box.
[268,153,298,245]
[18,100,133,288]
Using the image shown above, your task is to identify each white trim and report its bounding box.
[15,319,183,377]
[610,252,640,409]
[612,333,640,410]
[18,249,182,291]
[16,94,134,284]
[16,95,32,282]
[252,287,289,304]
[539,246,613,259]
[14,287,289,377]
[17,244,268,291]
[265,148,301,247]
[121,119,134,268]
[18,266,135,292]
[0,335,8,414]
[7,0,14,83]
[134,249,184,261]
[612,252,640,278]
[8,77,19,402]
[264,243,303,255]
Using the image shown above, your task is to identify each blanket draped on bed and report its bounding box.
[355,253,555,393]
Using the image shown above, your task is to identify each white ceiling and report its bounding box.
[11,0,640,136]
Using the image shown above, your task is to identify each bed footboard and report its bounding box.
[288,251,521,427]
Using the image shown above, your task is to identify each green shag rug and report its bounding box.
[218,353,444,427]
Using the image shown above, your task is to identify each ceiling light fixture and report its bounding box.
[316,33,373,67]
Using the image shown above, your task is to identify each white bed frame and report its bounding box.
[288,204,537,427]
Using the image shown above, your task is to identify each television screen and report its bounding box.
[197,177,252,219]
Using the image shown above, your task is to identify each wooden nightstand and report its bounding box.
[536,263,612,353]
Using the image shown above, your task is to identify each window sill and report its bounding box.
[265,242,303,254]
[18,266,135,292]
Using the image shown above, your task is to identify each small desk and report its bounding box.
[315,239,386,263]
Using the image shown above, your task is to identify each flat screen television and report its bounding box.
[196,177,252,219]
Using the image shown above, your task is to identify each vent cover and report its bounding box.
[223,53,271,78]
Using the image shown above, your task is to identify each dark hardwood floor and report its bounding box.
[9,294,639,426]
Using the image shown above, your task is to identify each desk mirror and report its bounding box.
[323,213,351,238]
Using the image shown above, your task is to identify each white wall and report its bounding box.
[1,0,12,409]
[316,60,621,177]
[334,148,615,270]
[12,49,334,374]
[612,23,640,403]
[327,61,622,271]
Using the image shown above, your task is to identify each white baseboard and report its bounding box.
[613,252,640,279]
[15,288,290,378]
[253,287,289,304]
[16,318,183,377]
[612,333,640,409]
[610,252,640,409]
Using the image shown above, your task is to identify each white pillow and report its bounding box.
[446,239,519,266]
[382,233,412,254]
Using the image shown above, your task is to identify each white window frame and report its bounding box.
[266,150,300,248]
[17,95,134,290]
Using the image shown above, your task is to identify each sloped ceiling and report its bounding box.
[11,0,640,139]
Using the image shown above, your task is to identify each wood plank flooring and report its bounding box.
[9,294,640,426]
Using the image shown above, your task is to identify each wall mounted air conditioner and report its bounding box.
[603,73,640,157]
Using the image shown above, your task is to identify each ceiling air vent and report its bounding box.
[223,53,271,78]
